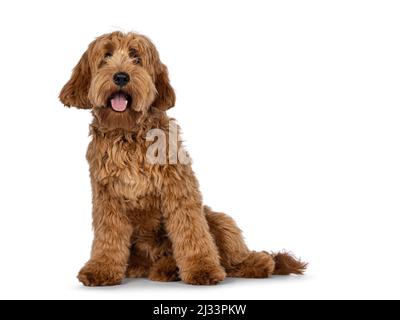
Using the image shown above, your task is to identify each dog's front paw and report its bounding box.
[181,264,226,285]
[78,261,124,287]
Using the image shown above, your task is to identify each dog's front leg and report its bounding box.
[161,167,226,285]
[78,184,133,287]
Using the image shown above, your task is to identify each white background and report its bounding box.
[0,0,399,300]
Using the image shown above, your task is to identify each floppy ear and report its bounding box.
[152,64,176,111]
[59,50,92,109]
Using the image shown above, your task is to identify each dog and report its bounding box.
[59,31,306,286]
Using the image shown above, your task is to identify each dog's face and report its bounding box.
[60,32,175,131]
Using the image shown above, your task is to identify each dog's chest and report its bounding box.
[88,135,157,200]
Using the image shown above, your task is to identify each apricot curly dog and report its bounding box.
[59,31,306,286]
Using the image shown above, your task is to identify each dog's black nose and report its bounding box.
[113,72,130,87]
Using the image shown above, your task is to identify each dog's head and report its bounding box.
[59,32,175,131]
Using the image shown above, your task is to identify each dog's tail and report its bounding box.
[268,251,308,275]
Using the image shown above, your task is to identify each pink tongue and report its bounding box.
[110,94,128,112]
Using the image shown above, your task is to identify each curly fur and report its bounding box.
[59,31,306,286]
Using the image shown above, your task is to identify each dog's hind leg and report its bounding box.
[205,207,306,278]
[205,207,249,266]
[205,207,274,278]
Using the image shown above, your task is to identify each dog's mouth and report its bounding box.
[107,91,132,112]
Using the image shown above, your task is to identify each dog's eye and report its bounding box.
[129,48,138,58]
[134,57,142,65]
[129,49,142,65]
[104,52,113,59]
